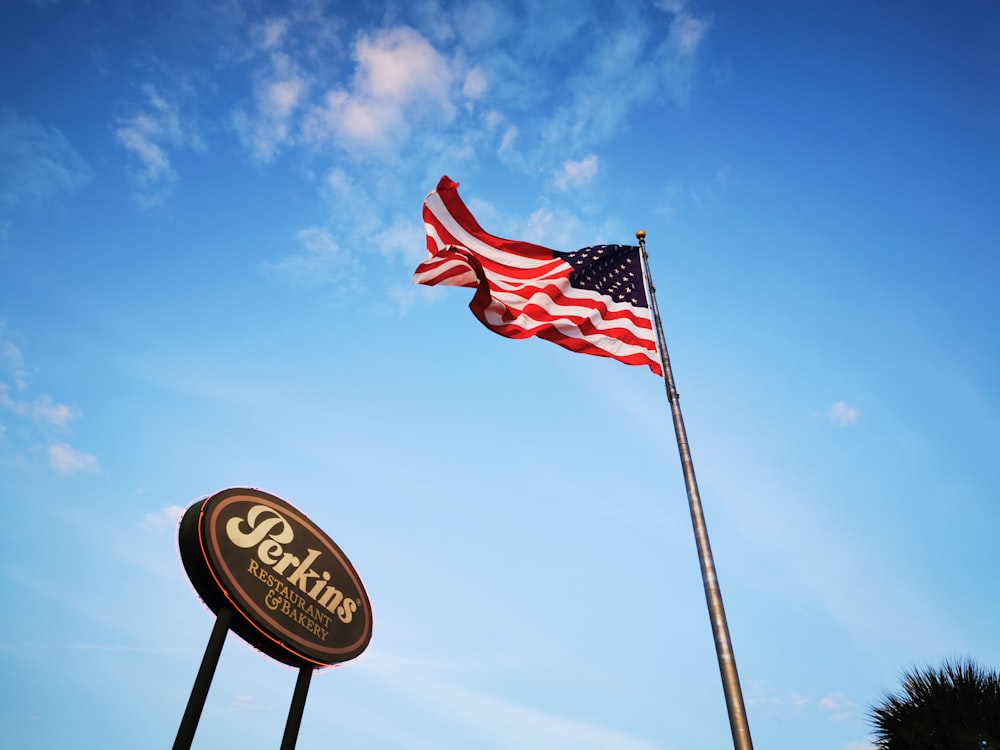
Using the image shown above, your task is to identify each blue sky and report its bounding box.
[2,1,998,748]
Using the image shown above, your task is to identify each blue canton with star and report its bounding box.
[554,245,649,308]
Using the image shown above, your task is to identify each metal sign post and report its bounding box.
[173,607,232,750]
[280,666,315,750]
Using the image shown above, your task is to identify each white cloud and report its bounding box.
[2,398,74,440]
[179,3,708,192]
[452,1,519,47]
[232,49,309,163]
[0,323,30,390]
[140,504,186,529]
[818,691,858,722]
[0,324,76,428]
[270,77,305,117]
[522,208,554,245]
[528,5,709,160]
[260,18,289,49]
[2,322,94,472]
[259,226,362,293]
[673,12,709,56]
[359,28,450,100]
[829,401,859,427]
[553,154,599,191]
[462,67,488,99]
[653,0,709,55]
[114,84,204,207]
[21,394,77,427]
[304,26,455,147]
[227,9,355,162]
[0,109,91,216]
[49,442,100,475]
[499,125,518,154]
[657,5,710,104]
[375,216,425,266]
[746,683,861,724]
[515,206,600,252]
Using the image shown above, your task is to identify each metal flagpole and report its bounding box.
[637,230,754,750]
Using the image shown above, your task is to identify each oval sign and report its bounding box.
[178,487,373,668]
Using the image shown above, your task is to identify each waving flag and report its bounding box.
[414,177,662,375]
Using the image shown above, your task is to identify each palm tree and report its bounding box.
[869,658,1000,749]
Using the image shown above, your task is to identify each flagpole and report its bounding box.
[637,230,754,750]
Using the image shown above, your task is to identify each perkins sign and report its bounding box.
[178,487,372,667]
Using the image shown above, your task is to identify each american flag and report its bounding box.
[413,176,662,376]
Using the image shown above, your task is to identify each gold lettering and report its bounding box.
[247,559,269,583]
[258,539,283,565]
[287,549,322,593]
[272,551,299,575]
[227,503,361,637]
[309,571,331,599]
[226,505,294,548]
[337,598,357,624]
[318,585,344,611]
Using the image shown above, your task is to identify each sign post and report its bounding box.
[280,666,314,750]
[172,607,232,750]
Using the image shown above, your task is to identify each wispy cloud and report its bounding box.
[0,326,30,390]
[230,16,312,163]
[747,682,862,724]
[114,83,204,207]
[96,3,709,255]
[374,216,425,267]
[232,63,308,163]
[495,2,710,165]
[0,322,76,428]
[49,442,100,475]
[553,154,600,191]
[462,67,488,99]
[259,226,363,294]
[3,391,78,427]
[221,4,710,312]
[303,26,456,149]
[139,504,185,530]
[1,320,96,474]
[664,1,710,58]
[0,109,91,232]
[829,401,859,426]
[818,691,860,722]
[89,3,712,306]
[511,204,620,252]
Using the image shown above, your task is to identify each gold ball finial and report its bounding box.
[636,229,646,240]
